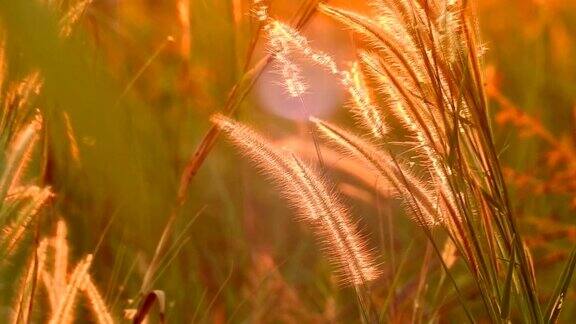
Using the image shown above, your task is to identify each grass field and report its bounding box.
[0,0,575,323]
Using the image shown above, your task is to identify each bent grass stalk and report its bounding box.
[139,0,326,296]
[211,113,380,321]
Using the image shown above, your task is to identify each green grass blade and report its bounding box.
[500,236,516,320]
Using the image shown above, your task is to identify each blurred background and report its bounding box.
[0,0,575,322]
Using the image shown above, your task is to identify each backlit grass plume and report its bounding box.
[8,220,113,324]
[231,0,576,322]
[310,117,440,227]
[211,113,380,287]
[308,0,548,322]
[43,221,114,324]
[0,0,574,322]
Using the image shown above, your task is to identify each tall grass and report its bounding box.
[0,0,574,322]
[211,0,576,322]
[0,1,114,322]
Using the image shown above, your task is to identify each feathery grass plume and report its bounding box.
[313,1,546,322]
[0,116,42,200]
[42,270,58,315]
[277,137,395,200]
[266,20,388,137]
[37,238,49,279]
[53,219,70,304]
[10,255,34,324]
[358,51,446,172]
[37,220,114,322]
[359,51,458,217]
[211,113,380,286]
[62,111,81,166]
[310,117,439,226]
[49,254,94,324]
[137,3,333,292]
[10,238,48,324]
[278,55,308,98]
[0,186,53,257]
[266,21,339,74]
[251,0,268,22]
[319,3,463,231]
[266,21,308,98]
[81,275,114,324]
[341,62,387,138]
[265,19,338,81]
[1,71,42,132]
[59,0,93,38]
[317,4,424,90]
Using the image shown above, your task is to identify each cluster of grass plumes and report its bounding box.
[0,39,51,269]
[0,1,118,322]
[10,220,113,324]
[0,0,574,322]
[212,0,576,322]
